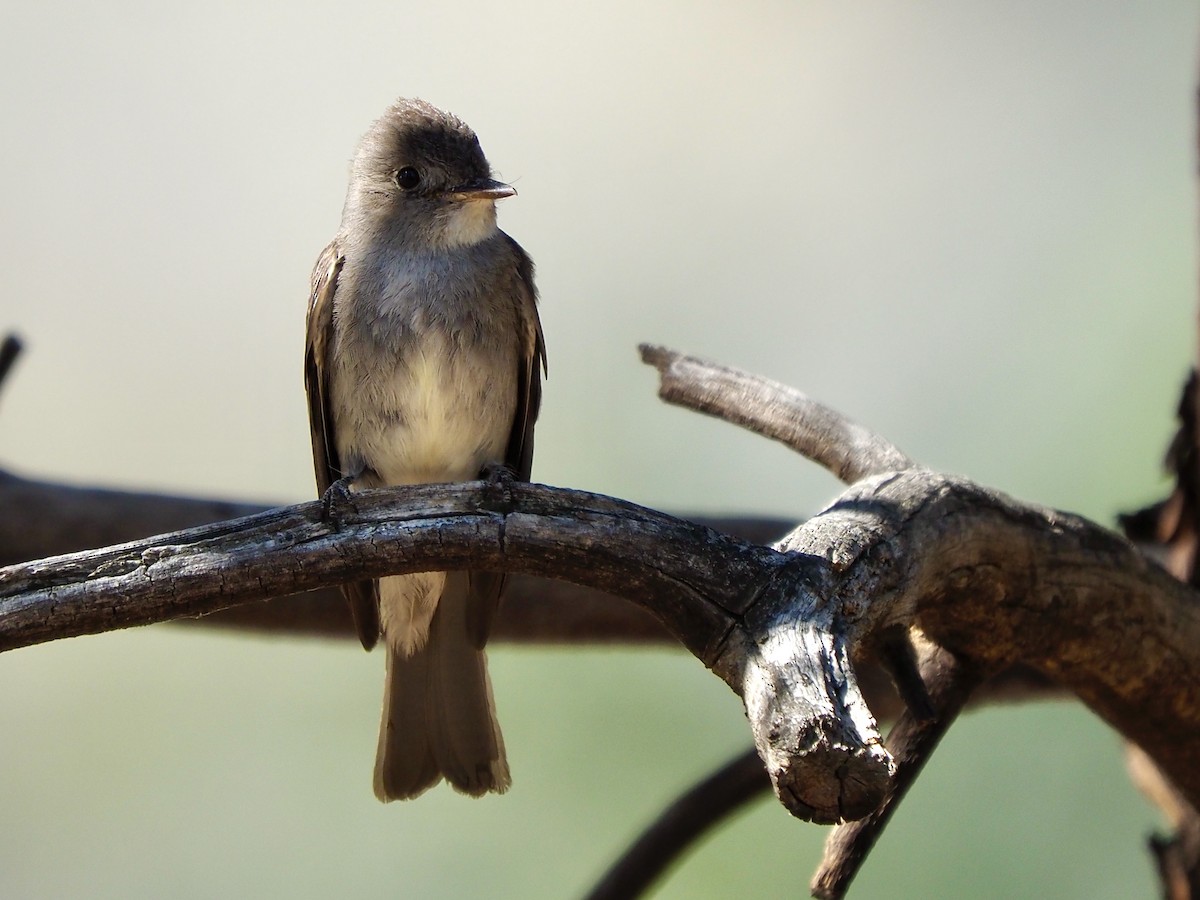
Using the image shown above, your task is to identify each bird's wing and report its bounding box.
[505,239,546,483]
[305,241,381,650]
[467,237,546,647]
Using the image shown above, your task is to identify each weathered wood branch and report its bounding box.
[0,482,775,655]
[640,343,915,483]
[812,644,984,898]
[641,344,1200,889]
[4,340,1195,872]
[0,469,789,644]
[3,468,1197,823]
[0,478,886,821]
[0,459,1057,737]
[0,468,1062,711]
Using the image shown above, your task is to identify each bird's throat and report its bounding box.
[440,199,499,248]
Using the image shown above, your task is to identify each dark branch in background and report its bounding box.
[1121,370,1200,900]
[811,645,984,899]
[1103,77,1200,900]
[1110,78,1200,898]
[1123,371,1200,586]
[0,333,22,397]
[584,748,769,900]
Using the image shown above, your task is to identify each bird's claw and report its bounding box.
[480,462,517,486]
[320,475,359,526]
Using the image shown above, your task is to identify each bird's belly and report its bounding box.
[337,332,516,486]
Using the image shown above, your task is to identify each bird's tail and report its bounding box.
[373,571,510,800]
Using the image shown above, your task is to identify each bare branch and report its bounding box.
[777,469,1200,811]
[0,467,1066,714]
[639,344,915,483]
[579,655,1065,900]
[585,748,769,900]
[0,479,893,821]
[1127,745,1200,899]
[0,333,23,398]
[812,645,985,899]
[0,468,788,644]
[0,481,774,658]
[3,470,1197,823]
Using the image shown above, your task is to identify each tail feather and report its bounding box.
[374,571,510,801]
[373,647,439,800]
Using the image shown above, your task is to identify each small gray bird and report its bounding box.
[304,98,545,800]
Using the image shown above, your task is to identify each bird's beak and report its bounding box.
[446,178,516,202]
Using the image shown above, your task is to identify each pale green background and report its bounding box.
[0,2,1195,898]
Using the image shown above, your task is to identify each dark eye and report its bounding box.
[395,167,421,190]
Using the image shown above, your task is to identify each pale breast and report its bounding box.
[327,232,525,487]
[332,318,519,487]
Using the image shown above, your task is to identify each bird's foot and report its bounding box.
[479,461,518,486]
[478,462,520,513]
[320,475,359,526]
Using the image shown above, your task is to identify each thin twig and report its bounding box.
[640,344,915,483]
[0,333,23,398]
[585,748,770,900]
[811,646,985,899]
[1127,745,1200,899]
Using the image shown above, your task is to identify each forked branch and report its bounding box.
[2,344,1197,894]
[639,344,915,483]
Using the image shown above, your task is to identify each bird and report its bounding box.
[304,97,544,800]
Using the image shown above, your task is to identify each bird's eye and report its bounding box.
[395,167,421,190]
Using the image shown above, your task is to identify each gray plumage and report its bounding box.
[304,98,544,800]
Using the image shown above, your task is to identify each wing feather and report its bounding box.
[467,237,545,647]
[305,242,381,650]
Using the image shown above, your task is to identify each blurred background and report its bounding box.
[0,2,1196,897]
